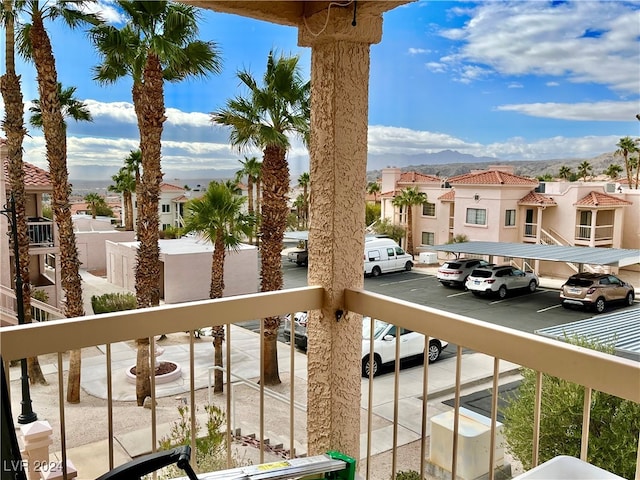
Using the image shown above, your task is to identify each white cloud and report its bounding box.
[408,48,430,55]
[496,101,639,121]
[437,1,640,94]
[507,82,523,89]
[546,82,560,87]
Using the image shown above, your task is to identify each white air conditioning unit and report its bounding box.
[419,252,438,264]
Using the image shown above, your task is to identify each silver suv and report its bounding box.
[437,258,491,287]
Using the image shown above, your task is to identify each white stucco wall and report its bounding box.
[76,230,136,272]
[106,238,258,304]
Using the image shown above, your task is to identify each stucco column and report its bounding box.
[299,8,382,459]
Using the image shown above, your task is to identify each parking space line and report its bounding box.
[378,277,434,287]
[538,304,563,312]
[447,291,470,297]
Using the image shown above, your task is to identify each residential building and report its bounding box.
[380,166,640,279]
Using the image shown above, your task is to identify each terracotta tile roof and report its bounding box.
[160,182,185,192]
[397,172,441,184]
[2,159,52,188]
[574,191,632,207]
[447,170,537,186]
[172,195,189,202]
[438,190,455,202]
[518,191,557,206]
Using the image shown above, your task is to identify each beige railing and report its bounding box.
[2,286,638,480]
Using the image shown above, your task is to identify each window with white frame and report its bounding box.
[505,209,516,226]
[466,208,487,225]
[421,231,435,245]
[162,223,171,230]
[161,204,171,213]
[422,202,436,217]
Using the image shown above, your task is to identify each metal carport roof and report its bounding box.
[535,309,640,361]
[430,242,640,268]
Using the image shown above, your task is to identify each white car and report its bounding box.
[361,317,448,377]
[465,265,539,299]
[437,258,492,287]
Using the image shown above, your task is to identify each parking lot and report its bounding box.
[282,259,639,335]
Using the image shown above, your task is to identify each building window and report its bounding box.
[422,232,435,245]
[505,209,516,226]
[162,223,171,230]
[466,208,487,225]
[161,204,171,213]
[422,202,436,217]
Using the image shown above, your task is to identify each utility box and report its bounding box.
[419,251,438,264]
[429,407,504,480]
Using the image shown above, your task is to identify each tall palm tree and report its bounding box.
[631,154,640,190]
[91,1,221,405]
[235,156,261,243]
[615,136,636,188]
[108,166,135,230]
[212,51,310,385]
[28,82,92,128]
[577,160,592,182]
[0,0,46,385]
[392,187,427,256]
[14,0,102,403]
[604,164,623,181]
[182,181,254,393]
[297,172,310,229]
[367,181,381,203]
[558,165,573,181]
[84,192,105,219]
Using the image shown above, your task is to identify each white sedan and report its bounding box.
[361,317,448,377]
[466,265,539,299]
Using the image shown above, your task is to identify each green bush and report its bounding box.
[373,218,405,243]
[157,404,231,475]
[394,470,421,480]
[365,202,381,227]
[91,292,137,314]
[502,336,640,479]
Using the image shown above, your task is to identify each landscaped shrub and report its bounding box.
[91,292,137,314]
[394,470,421,480]
[502,336,640,479]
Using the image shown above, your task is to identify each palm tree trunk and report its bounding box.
[259,145,288,385]
[406,207,414,256]
[124,191,134,230]
[133,53,165,405]
[1,4,47,385]
[255,178,261,248]
[247,177,254,244]
[211,234,226,392]
[29,11,84,401]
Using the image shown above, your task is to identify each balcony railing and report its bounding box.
[575,224,614,242]
[26,217,55,247]
[1,286,638,479]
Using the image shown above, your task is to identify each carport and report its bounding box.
[536,309,640,361]
[430,241,640,271]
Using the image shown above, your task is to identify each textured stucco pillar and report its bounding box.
[299,8,382,459]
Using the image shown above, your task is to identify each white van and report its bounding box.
[364,238,413,277]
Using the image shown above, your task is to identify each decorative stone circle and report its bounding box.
[125,361,182,384]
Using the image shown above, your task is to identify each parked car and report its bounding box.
[560,273,635,314]
[282,311,308,350]
[465,265,539,299]
[364,238,413,277]
[361,317,448,377]
[437,258,492,287]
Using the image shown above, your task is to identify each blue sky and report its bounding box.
[2,0,639,180]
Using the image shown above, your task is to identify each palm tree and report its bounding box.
[108,166,135,230]
[0,0,47,385]
[212,51,310,385]
[604,164,623,181]
[14,0,102,403]
[367,181,381,203]
[297,172,310,229]
[615,136,637,188]
[558,165,573,181]
[392,187,427,256]
[235,156,261,243]
[28,82,92,128]
[631,154,640,190]
[293,194,306,230]
[84,193,105,219]
[91,1,221,405]
[577,160,592,182]
[182,181,254,393]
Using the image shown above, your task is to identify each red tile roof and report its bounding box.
[574,191,632,207]
[518,191,557,206]
[438,190,455,202]
[160,182,185,192]
[2,159,52,188]
[397,172,441,184]
[448,170,538,186]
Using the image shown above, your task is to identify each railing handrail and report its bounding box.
[0,284,64,320]
[344,288,640,403]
